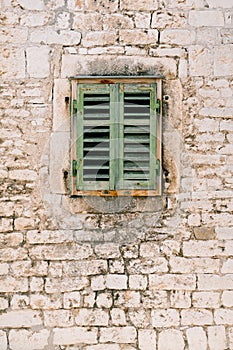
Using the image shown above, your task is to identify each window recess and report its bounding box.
[70,76,162,196]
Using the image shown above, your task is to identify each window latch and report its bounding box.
[72,160,77,177]
[155,99,161,113]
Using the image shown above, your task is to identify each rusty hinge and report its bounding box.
[155,99,161,113]
[72,160,77,177]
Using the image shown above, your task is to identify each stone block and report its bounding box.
[63,260,108,276]
[94,243,120,258]
[74,309,109,326]
[9,329,49,350]
[189,46,213,76]
[30,243,92,260]
[198,274,233,290]
[73,13,102,31]
[222,291,233,307]
[0,310,42,328]
[96,292,112,308]
[208,326,226,350]
[170,257,219,273]
[0,248,28,261]
[119,29,158,45]
[85,0,118,12]
[53,79,70,132]
[214,45,233,76]
[30,294,62,310]
[129,275,148,290]
[152,309,179,327]
[161,29,195,45]
[26,46,50,78]
[82,31,116,48]
[30,29,81,45]
[110,308,127,326]
[221,258,233,273]
[214,309,233,324]
[0,331,7,350]
[0,218,13,232]
[170,291,191,308]
[86,346,120,350]
[207,0,233,8]
[27,230,74,244]
[0,47,25,79]
[192,292,220,308]
[44,310,74,327]
[189,10,224,26]
[103,14,134,30]
[135,13,151,28]
[17,0,45,10]
[99,327,137,343]
[54,327,97,345]
[138,329,156,350]
[149,274,196,290]
[106,274,127,290]
[127,257,168,274]
[183,241,224,257]
[120,0,158,11]
[186,327,207,350]
[45,277,89,293]
[49,131,69,194]
[158,329,184,350]
[20,12,50,26]
[181,309,213,325]
[0,28,28,43]
[114,291,141,308]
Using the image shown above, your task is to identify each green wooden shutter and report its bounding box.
[117,83,158,190]
[75,84,115,190]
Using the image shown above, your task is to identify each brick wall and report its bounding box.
[0,0,233,349]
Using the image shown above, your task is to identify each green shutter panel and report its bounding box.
[75,84,115,191]
[117,83,158,190]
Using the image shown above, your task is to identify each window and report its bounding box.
[70,76,162,196]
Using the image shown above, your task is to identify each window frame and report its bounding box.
[70,76,163,197]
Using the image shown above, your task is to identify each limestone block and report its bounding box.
[0,310,42,328]
[86,345,120,350]
[129,275,148,290]
[208,326,226,350]
[0,47,25,79]
[189,10,224,26]
[30,294,62,310]
[114,291,141,308]
[12,260,48,276]
[45,277,89,293]
[63,292,81,309]
[183,241,223,257]
[30,28,81,45]
[152,309,179,327]
[127,258,168,274]
[44,310,74,327]
[120,0,158,11]
[14,217,34,230]
[192,292,220,308]
[53,79,70,132]
[55,12,71,30]
[0,331,7,350]
[196,28,218,45]
[17,0,45,10]
[214,309,233,324]
[63,260,108,276]
[138,329,156,350]
[82,31,116,48]
[49,131,69,194]
[189,46,213,76]
[222,258,233,273]
[20,12,50,26]
[85,0,118,12]
[222,291,233,307]
[207,0,233,8]
[27,230,74,244]
[170,291,191,308]
[214,45,233,76]
[194,118,219,133]
[26,46,50,78]
[75,309,109,326]
[30,244,92,260]
[0,218,13,232]
[54,327,97,345]
[99,327,137,343]
[73,13,102,30]
[96,292,112,308]
[182,309,213,325]
[0,277,28,293]
[110,308,127,325]
[103,14,134,30]
[201,107,233,118]
[9,329,49,350]
[119,29,158,45]
[158,329,184,350]
[0,248,28,261]
[0,28,28,43]
[135,13,150,28]
[106,274,127,290]
[198,274,233,290]
[94,243,120,258]
[149,274,196,290]
[170,257,219,273]
[186,327,207,350]
[0,264,8,276]
[161,29,195,45]
[140,242,159,257]
[91,275,106,291]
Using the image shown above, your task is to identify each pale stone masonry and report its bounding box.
[0,0,233,349]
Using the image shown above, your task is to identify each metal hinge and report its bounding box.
[155,99,161,113]
[73,99,78,113]
[72,160,77,177]
[156,159,160,176]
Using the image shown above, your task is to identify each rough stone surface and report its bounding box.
[1,1,233,348]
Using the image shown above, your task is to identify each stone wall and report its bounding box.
[0,0,233,349]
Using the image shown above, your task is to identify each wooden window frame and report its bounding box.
[70,76,163,197]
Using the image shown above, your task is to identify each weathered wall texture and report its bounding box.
[1,0,233,349]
